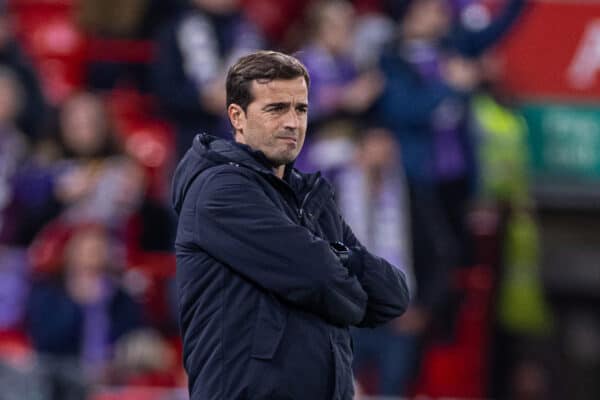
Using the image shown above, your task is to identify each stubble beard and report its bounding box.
[267,150,297,168]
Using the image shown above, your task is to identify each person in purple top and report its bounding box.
[26,224,144,382]
[330,128,419,395]
[376,0,527,268]
[298,0,383,131]
[294,0,384,173]
[373,0,527,383]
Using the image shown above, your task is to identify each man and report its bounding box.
[172,50,409,400]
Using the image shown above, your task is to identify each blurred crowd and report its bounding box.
[0,0,557,399]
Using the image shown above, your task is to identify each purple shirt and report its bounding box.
[0,247,29,329]
[298,44,358,123]
[404,42,467,181]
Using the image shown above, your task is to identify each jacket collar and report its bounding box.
[193,133,332,210]
[193,133,291,177]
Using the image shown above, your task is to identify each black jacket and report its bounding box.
[172,134,409,399]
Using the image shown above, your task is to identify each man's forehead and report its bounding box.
[250,77,308,102]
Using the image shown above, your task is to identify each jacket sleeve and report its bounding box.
[451,0,527,57]
[340,218,410,328]
[192,168,368,326]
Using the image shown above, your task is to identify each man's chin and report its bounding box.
[269,153,298,168]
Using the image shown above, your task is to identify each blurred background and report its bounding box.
[0,0,599,399]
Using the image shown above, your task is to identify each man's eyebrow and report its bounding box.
[262,102,290,110]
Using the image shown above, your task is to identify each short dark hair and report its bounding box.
[226,50,310,111]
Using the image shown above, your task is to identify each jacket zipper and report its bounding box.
[231,160,322,223]
[298,176,322,221]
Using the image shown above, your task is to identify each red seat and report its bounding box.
[86,38,155,64]
[27,218,74,276]
[413,265,495,398]
[90,386,170,400]
[0,329,33,367]
[109,89,176,199]
[10,1,85,104]
[121,119,175,199]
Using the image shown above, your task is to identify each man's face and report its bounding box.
[230,77,308,167]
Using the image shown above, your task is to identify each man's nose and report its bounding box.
[283,109,300,130]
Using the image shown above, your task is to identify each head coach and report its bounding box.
[171,50,410,400]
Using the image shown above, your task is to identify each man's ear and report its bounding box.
[228,104,245,135]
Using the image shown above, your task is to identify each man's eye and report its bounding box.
[297,107,308,114]
[268,105,286,112]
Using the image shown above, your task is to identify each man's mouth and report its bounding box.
[277,136,297,144]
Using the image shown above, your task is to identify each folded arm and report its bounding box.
[340,218,411,328]
[193,168,368,326]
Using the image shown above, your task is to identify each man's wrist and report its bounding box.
[330,241,350,264]
[330,242,364,278]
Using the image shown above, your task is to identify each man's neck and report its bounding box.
[274,165,285,179]
[233,135,286,179]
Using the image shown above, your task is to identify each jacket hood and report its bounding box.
[171,133,286,215]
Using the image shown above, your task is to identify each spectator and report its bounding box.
[333,128,412,286]
[0,5,47,140]
[13,92,149,246]
[26,223,144,382]
[330,128,424,396]
[151,0,264,156]
[51,92,147,228]
[375,0,526,288]
[298,0,383,130]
